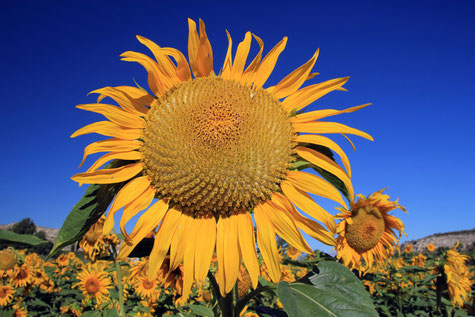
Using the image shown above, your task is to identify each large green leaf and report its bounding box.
[0,230,48,246]
[189,304,214,317]
[48,161,127,258]
[277,261,378,317]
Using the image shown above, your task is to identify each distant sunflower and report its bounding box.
[443,243,473,308]
[79,216,119,261]
[134,276,160,300]
[426,243,435,252]
[73,267,112,304]
[56,254,70,267]
[0,248,17,271]
[335,189,406,270]
[286,245,302,260]
[11,265,33,288]
[0,284,13,306]
[404,244,413,253]
[72,18,372,297]
[412,253,427,267]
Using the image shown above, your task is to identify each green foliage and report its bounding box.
[0,229,48,246]
[11,218,36,235]
[277,261,378,317]
[48,161,127,258]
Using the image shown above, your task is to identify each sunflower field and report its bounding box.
[0,234,473,316]
[1,17,474,316]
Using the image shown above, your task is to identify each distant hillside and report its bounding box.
[401,228,475,253]
[0,223,72,250]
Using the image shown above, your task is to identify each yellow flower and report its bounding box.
[11,265,33,288]
[56,254,70,267]
[0,284,14,306]
[72,18,372,297]
[12,304,28,317]
[444,243,473,308]
[335,189,406,270]
[426,243,435,252]
[134,276,160,301]
[79,216,118,261]
[73,266,112,304]
[0,249,18,271]
[286,245,302,260]
[404,244,413,253]
[412,253,427,267]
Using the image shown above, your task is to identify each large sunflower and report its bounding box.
[72,18,372,297]
[335,189,406,271]
[73,266,112,304]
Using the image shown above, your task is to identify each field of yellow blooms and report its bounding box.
[0,235,473,317]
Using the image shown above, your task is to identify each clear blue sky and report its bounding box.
[1,0,474,252]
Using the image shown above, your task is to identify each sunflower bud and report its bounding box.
[0,248,18,270]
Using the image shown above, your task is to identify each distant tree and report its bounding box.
[11,218,36,235]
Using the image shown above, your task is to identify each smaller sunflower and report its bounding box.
[79,216,119,261]
[73,266,112,304]
[426,243,435,252]
[0,284,14,306]
[0,249,18,271]
[56,254,70,267]
[12,304,28,317]
[286,245,302,261]
[443,242,473,308]
[134,276,159,301]
[404,244,413,253]
[412,253,427,267]
[335,188,406,270]
[11,265,33,288]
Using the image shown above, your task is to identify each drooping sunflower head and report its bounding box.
[335,188,406,270]
[72,18,373,298]
[443,243,474,308]
[0,249,18,271]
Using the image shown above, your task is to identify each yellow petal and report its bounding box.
[183,215,198,298]
[263,200,312,253]
[193,217,216,284]
[271,49,319,99]
[78,138,141,168]
[294,134,352,179]
[120,51,165,95]
[241,34,264,85]
[71,121,142,140]
[272,193,336,246]
[72,162,143,185]
[76,104,144,129]
[103,176,151,235]
[91,86,150,115]
[293,121,373,142]
[237,212,259,289]
[149,207,182,279]
[221,30,233,79]
[231,32,252,80]
[117,199,169,259]
[280,180,336,234]
[289,103,371,123]
[120,186,155,242]
[85,151,142,174]
[253,37,287,88]
[169,213,193,271]
[286,170,347,209]
[296,146,355,200]
[136,35,180,86]
[216,217,226,296]
[223,215,240,294]
[281,77,349,112]
[160,47,192,82]
[196,19,213,77]
[254,203,280,283]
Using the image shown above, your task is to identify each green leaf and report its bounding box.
[0,310,15,317]
[277,261,378,317]
[0,230,48,245]
[81,311,102,317]
[189,304,214,317]
[103,309,120,317]
[48,161,127,259]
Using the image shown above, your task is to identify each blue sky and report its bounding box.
[1,0,474,252]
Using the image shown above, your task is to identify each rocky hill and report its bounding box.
[401,228,475,253]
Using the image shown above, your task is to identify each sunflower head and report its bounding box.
[0,248,18,271]
[0,284,14,307]
[443,243,473,308]
[335,188,406,270]
[72,18,373,298]
[426,243,435,252]
[404,244,413,253]
[73,266,112,304]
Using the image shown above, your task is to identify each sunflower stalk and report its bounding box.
[111,244,125,316]
[207,271,225,316]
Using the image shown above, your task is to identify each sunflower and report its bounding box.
[134,276,160,301]
[0,284,14,306]
[72,18,372,297]
[11,265,33,288]
[56,254,70,267]
[443,243,473,308]
[286,245,302,260]
[0,248,17,271]
[79,216,119,261]
[73,266,112,304]
[412,253,427,267]
[335,188,406,270]
[404,244,413,254]
[426,243,435,252]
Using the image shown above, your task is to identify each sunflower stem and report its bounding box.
[207,271,225,316]
[111,244,125,316]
